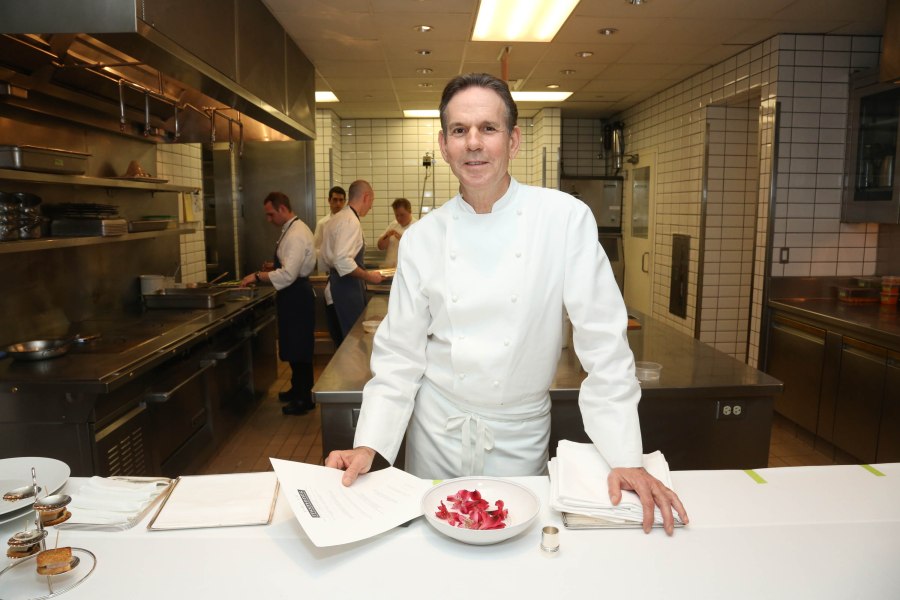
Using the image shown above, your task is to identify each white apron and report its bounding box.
[405,379,551,479]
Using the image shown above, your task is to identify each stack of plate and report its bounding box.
[0,457,70,526]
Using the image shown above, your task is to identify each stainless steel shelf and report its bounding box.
[0,168,198,193]
[0,227,195,254]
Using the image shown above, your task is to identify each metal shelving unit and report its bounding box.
[0,227,195,254]
[0,168,198,193]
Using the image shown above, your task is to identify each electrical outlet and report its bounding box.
[779,247,790,263]
[716,400,746,420]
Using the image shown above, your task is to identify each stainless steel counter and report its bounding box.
[769,298,900,351]
[314,297,782,470]
[0,288,276,394]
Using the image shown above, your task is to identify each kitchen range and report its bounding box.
[0,288,277,478]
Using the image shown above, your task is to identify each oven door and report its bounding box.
[143,356,215,476]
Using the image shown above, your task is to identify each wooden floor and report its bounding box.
[201,356,838,474]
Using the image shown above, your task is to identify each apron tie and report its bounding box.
[445,414,495,476]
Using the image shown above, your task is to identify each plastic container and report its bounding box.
[634,361,662,382]
[139,275,167,295]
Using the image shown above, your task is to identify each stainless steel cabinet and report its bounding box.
[833,338,888,464]
[876,350,900,462]
[767,316,827,433]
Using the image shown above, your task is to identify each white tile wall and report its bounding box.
[314,110,561,246]
[156,143,205,284]
[613,33,881,367]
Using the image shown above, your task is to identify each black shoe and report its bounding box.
[278,390,297,403]
[282,402,308,416]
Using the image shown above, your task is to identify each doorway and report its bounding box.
[623,149,657,315]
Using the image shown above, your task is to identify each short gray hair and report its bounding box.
[439,73,518,132]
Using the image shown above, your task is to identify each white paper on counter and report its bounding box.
[270,458,431,548]
[147,472,278,530]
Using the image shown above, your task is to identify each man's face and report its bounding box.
[438,86,520,201]
[328,192,345,215]
[394,206,412,226]
[264,201,289,227]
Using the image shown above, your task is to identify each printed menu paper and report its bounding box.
[270,458,431,547]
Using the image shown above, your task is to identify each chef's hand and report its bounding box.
[239,273,257,288]
[367,270,384,284]
[608,467,689,536]
[325,446,376,486]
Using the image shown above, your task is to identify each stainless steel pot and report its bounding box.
[4,333,100,361]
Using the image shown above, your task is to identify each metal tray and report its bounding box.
[143,288,229,309]
[128,219,172,233]
[0,145,90,174]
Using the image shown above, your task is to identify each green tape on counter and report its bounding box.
[860,464,886,477]
[743,469,767,484]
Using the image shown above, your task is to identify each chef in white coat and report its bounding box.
[325,73,688,534]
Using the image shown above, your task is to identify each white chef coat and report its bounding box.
[354,178,643,479]
[319,206,364,305]
[380,217,417,268]
[267,217,315,291]
[313,212,334,274]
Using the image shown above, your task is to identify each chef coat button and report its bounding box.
[515,251,522,258]
[458,334,465,340]
[453,215,459,220]
[493,380,500,388]
[452,295,458,303]
[459,373,466,380]
[504,339,510,346]
[511,295,518,303]
[450,252,457,260]
[517,209,523,216]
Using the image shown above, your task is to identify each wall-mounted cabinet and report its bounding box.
[843,71,900,223]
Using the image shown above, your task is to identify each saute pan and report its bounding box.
[3,333,100,361]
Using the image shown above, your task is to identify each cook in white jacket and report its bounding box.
[326,73,688,534]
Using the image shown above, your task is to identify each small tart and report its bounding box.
[36,547,74,576]
[41,510,72,527]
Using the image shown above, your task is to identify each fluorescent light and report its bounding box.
[315,91,339,103]
[511,91,572,102]
[404,110,440,118]
[472,0,579,42]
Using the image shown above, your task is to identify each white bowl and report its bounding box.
[362,320,380,334]
[421,477,540,545]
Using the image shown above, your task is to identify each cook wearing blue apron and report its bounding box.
[327,209,368,343]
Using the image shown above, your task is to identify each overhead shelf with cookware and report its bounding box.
[0,145,197,254]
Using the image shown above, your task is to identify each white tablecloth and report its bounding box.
[2,464,899,599]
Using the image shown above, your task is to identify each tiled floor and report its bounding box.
[201,356,836,474]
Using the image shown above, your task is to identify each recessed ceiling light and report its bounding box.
[414,25,432,33]
[546,83,560,89]
[417,68,434,75]
[598,28,618,36]
[472,0,579,42]
[404,109,440,118]
[511,91,572,102]
[416,49,432,55]
[315,91,339,103]
[626,0,645,4]
[575,51,594,58]
[560,69,576,75]
[418,82,433,88]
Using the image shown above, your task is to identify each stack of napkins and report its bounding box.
[65,476,171,528]
[549,440,683,526]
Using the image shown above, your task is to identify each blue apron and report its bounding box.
[274,218,315,363]
[329,210,368,337]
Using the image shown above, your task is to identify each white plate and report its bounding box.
[0,504,34,526]
[422,477,540,546]
[0,457,70,517]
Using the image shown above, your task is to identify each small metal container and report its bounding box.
[540,525,560,554]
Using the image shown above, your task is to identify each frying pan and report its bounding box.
[3,334,101,361]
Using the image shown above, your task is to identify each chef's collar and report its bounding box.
[457,177,519,214]
[279,216,297,234]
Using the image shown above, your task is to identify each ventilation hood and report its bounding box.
[0,0,315,143]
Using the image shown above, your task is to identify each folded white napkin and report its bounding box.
[68,477,169,525]
[549,440,682,526]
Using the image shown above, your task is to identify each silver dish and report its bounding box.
[7,528,48,547]
[33,494,71,511]
[3,484,41,501]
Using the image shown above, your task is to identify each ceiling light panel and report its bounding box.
[472,0,580,42]
[404,109,440,118]
[315,91,339,102]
